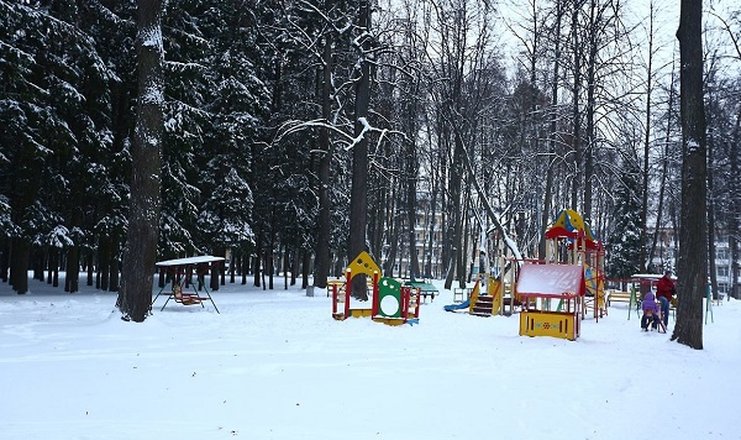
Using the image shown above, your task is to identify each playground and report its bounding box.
[0,275,737,440]
[443,209,606,341]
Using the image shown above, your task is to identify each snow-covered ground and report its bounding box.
[1,275,739,440]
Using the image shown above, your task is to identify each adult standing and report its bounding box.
[656,270,676,327]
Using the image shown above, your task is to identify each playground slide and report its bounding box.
[444,299,470,312]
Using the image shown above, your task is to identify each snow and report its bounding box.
[1,275,740,440]
[155,255,225,267]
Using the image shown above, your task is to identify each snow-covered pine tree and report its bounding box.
[605,155,643,282]
[0,1,115,293]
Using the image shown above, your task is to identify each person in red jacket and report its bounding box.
[655,269,676,327]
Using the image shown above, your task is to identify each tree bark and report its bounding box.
[730,114,740,299]
[116,0,164,322]
[583,0,597,226]
[707,129,719,300]
[641,2,656,271]
[10,238,29,294]
[570,0,582,212]
[540,0,563,261]
[348,0,371,300]
[648,61,676,266]
[313,27,333,290]
[64,245,80,293]
[672,0,707,349]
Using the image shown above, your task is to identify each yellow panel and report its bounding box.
[565,209,585,230]
[349,308,373,318]
[488,278,502,315]
[372,317,406,326]
[467,280,481,313]
[519,311,578,341]
[346,251,381,277]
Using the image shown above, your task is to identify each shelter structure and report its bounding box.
[153,255,225,313]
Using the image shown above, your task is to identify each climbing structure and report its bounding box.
[331,251,420,326]
[544,209,606,321]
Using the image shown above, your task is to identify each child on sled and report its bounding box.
[641,290,662,332]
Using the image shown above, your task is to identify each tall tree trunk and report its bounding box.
[570,0,582,211]
[648,61,676,265]
[540,0,563,260]
[672,0,707,349]
[641,2,656,271]
[707,123,719,300]
[291,246,299,286]
[254,241,261,288]
[583,0,597,226]
[301,249,310,289]
[65,245,80,293]
[348,0,371,300]
[117,0,164,322]
[86,250,94,286]
[0,239,8,282]
[444,132,464,290]
[33,247,44,281]
[99,239,110,291]
[730,114,740,299]
[406,162,420,281]
[384,181,400,277]
[10,238,29,294]
[313,27,333,290]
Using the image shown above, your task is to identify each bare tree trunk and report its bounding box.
[86,251,94,286]
[117,0,164,322]
[648,61,676,265]
[570,0,582,211]
[540,0,563,260]
[672,0,707,349]
[583,0,597,225]
[707,128,719,300]
[65,246,80,293]
[730,114,740,299]
[313,21,332,290]
[0,240,8,283]
[302,249,310,289]
[348,0,371,300]
[406,142,420,281]
[9,238,29,294]
[384,179,400,277]
[641,1,656,271]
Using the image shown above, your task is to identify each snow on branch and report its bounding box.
[272,117,406,154]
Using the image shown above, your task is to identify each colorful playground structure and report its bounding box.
[543,209,607,320]
[517,209,605,340]
[443,209,606,341]
[331,251,421,326]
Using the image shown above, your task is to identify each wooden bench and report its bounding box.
[606,290,633,307]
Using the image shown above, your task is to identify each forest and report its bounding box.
[0,0,739,302]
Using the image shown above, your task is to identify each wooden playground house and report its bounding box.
[543,209,607,321]
[516,263,585,340]
[331,252,421,326]
[512,209,605,341]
